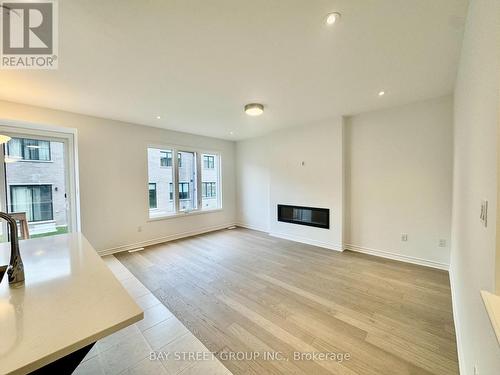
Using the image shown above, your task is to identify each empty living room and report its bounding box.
[0,1,499,374]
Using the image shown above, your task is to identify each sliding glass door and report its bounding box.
[0,126,79,241]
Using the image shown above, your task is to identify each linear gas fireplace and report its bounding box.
[277,204,330,229]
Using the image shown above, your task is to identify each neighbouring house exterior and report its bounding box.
[5,138,67,235]
[148,148,219,218]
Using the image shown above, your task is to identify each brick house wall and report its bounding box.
[5,141,67,234]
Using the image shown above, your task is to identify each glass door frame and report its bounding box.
[0,120,81,238]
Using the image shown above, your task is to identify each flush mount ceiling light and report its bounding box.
[244,103,264,116]
[378,90,386,96]
[0,134,11,144]
[326,12,341,25]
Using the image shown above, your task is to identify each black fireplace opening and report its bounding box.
[277,204,330,229]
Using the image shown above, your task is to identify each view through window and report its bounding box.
[147,148,174,217]
[1,136,69,240]
[201,153,219,210]
[147,147,221,218]
[177,151,197,211]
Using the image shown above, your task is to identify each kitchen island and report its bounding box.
[0,233,143,374]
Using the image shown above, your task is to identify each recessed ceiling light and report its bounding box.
[378,91,385,96]
[244,103,264,116]
[156,115,161,120]
[229,131,234,135]
[326,12,341,25]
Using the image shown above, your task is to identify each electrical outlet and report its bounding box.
[401,233,408,242]
[439,239,446,247]
[480,200,488,227]
[137,226,142,232]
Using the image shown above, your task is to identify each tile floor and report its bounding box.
[73,255,232,375]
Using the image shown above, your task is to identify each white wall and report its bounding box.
[450,0,500,373]
[345,96,453,269]
[237,118,344,250]
[235,136,270,232]
[0,100,237,253]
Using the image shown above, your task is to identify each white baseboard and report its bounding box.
[99,222,236,256]
[235,222,268,233]
[449,264,465,374]
[237,221,342,251]
[344,243,450,271]
[270,231,343,252]
[236,222,343,251]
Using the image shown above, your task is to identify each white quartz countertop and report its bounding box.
[0,233,143,375]
[481,290,500,346]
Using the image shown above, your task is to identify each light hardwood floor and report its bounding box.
[116,228,458,375]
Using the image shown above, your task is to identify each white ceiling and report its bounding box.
[0,0,469,140]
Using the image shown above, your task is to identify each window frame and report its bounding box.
[7,137,52,162]
[203,155,215,169]
[202,182,217,198]
[10,184,54,222]
[147,144,222,220]
[178,182,190,200]
[148,183,157,209]
[160,151,172,167]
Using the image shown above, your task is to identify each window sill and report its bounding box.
[148,208,223,222]
[481,290,500,346]
[29,220,56,224]
[14,159,53,163]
